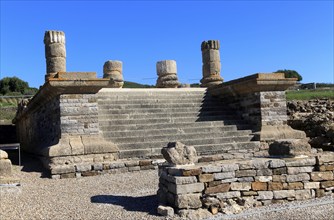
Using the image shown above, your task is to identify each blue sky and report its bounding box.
[1,0,333,88]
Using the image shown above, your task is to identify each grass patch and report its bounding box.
[287,89,334,101]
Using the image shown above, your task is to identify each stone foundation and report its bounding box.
[158,152,334,216]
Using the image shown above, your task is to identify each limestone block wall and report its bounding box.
[227,91,288,129]
[16,96,61,153]
[158,152,334,215]
[60,94,99,136]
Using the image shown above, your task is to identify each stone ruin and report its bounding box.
[9,29,333,218]
[156,60,180,88]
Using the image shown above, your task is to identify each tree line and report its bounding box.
[0,77,38,96]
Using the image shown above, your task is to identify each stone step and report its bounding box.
[99,116,243,126]
[118,141,260,159]
[117,136,254,150]
[98,106,231,114]
[97,97,220,105]
[100,120,249,131]
[106,130,253,144]
[98,110,236,120]
[97,102,227,110]
[98,88,207,96]
[101,125,239,138]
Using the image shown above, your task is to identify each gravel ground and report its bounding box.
[1,154,333,220]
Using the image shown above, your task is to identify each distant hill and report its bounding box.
[123,81,155,88]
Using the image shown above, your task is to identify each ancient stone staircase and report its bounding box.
[97,88,260,159]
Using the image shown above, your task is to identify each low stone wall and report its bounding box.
[158,152,334,217]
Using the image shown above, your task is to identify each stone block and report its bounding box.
[221,163,239,172]
[205,183,230,194]
[285,157,316,167]
[252,182,267,191]
[235,170,256,177]
[315,189,325,197]
[273,190,295,199]
[255,176,273,182]
[304,182,320,189]
[199,174,214,182]
[287,182,303,190]
[268,182,284,190]
[216,191,241,199]
[230,182,251,191]
[252,159,270,169]
[182,168,202,176]
[0,159,12,176]
[287,166,313,175]
[316,153,334,165]
[320,181,334,189]
[125,161,139,167]
[310,171,334,181]
[272,167,287,175]
[286,173,310,182]
[60,173,76,179]
[242,191,258,196]
[109,162,125,169]
[92,163,103,171]
[295,189,312,200]
[257,191,273,200]
[237,177,254,182]
[175,193,202,209]
[221,178,238,183]
[269,159,286,168]
[157,205,174,217]
[214,172,235,180]
[51,165,75,174]
[75,164,92,172]
[169,176,198,185]
[208,180,222,187]
[202,165,222,173]
[256,169,272,176]
[238,161,253,170]
[168,182,204,195]
[139,160,151,166]
[318,165,334,171]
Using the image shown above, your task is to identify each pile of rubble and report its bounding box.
[287,99,334,150]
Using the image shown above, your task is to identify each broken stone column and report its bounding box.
[103,60,124,88]
[44,30,66,82]
[156,60,180,88]
[200,40,223,87]
[161,141,197,166]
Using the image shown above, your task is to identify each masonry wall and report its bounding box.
[225,91,287,130]
[16,96,61,153]
[59,94,99,136]
[158,152,334,214]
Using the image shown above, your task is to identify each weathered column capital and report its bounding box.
[44,30,66,44]
[201,40,220,51]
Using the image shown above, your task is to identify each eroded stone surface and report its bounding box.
[161,141,197,166]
